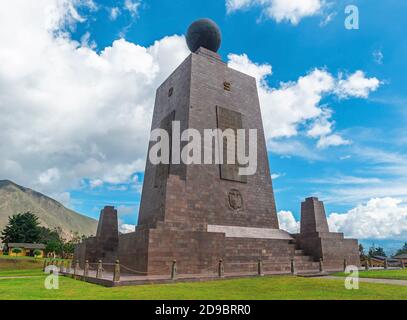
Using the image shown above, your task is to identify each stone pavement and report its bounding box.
[324,276,407,286]
[0,276,41,280]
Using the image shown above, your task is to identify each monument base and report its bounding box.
[76,223,342,275]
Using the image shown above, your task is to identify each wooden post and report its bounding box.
[291,259,296,275]
[84,260,89,277]
[66,261,72,273]
[96,260,103,279]
[74,260,79,279]
[401,260,405,269]
[171,260,177,280]
[384,259,388,270]
[343,259,347,272]
[43,259,47,272]
[113,260,120,282]
[218,259,224,278]
[319,258,324,273]
[258,259,264,277]
[365,259,370,271]
[59,261,65,273]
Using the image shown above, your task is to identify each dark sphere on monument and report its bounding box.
[186,18,222,53]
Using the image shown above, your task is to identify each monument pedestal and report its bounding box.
[293,198,360,271]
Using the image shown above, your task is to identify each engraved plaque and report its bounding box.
[216,106,247,183]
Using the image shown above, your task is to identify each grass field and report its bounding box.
[334,269,407,281]
[0,269,406,300]
[0,258,406,300]
[0,256,44,271]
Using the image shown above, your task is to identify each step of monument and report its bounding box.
[295,262,321,270]
[294,255,313,262]
[296,272,328,277]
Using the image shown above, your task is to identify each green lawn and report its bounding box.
[0,269,43,277]
[0,272,406,300]
[0,256,44,271]
[334,269,407,281]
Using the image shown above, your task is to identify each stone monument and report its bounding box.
[74,19,360,276]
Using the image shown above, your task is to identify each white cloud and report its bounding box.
[124,0,141,17]
[321,181,407,205]
[109,7,120,20]
[271,172,284,180]
[328,198,407,240]
[227,53,272,82]
[278,197,407,240]
[0,0,189,196]
[228,54,379,151]
[0,0,382,202]
[268,139,322,160]
[373,50,384,65]
[336,71,381,98]
[317,134,351,149]
[308,175,382,185]
[39,168,61,185]
[226,0,324,25]
[278,210,300,233]
[119,223,136,234]
[51,191,72,207]
[90,179,104,189]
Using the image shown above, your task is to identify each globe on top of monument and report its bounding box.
[186,18,222,53]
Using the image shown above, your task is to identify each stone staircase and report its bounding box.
[292,249,322,274]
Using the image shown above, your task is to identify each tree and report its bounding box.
[39,227,61,244]
[395,243,407,256]
[61,231,83,258]
[1,212,41,245]
[45,240,62,258]
[359,244,367,260]
[368,244,387,257]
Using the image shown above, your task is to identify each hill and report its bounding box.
[0,180,97,240]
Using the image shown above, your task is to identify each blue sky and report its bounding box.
[1,0,406,253]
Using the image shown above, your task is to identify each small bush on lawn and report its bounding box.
[33,250,42,258]
[11,248,23,256]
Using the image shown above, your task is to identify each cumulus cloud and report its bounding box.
[0,0,189,196]
[119,223,136,234]
[278,198,407,240]
[328,198,407,240]
[278,210,300,233]
[336,71,381,98]
[0,0,381,203]
[226,0,324,25]
[228,54,379,147]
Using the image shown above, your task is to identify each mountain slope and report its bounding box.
[0,180,97,240]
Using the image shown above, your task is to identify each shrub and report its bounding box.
[11,247,23,256]
[33,249,42,258]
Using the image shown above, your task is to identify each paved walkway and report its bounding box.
[0,276,41,280]
[324,276,407,286]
